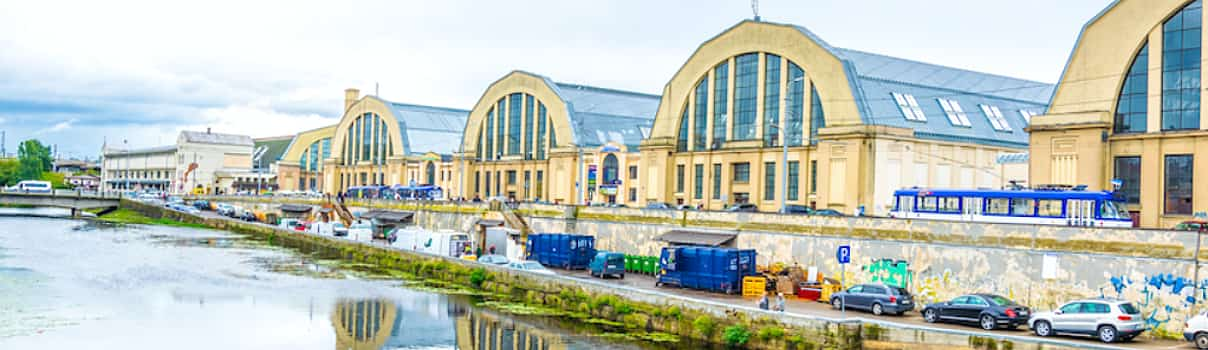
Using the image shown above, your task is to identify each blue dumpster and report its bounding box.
[655,246,757,294]
[525,233,596,270]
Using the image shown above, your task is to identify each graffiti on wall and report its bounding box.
[864,258,912,289]
[1101,272,1208,337]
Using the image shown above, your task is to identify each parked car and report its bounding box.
[192,200,210,210]
[1185,311,1208,348]
[477,254,510,265]
[589,251,625,279]
[215,203,235,216]
[725,203,758,212]
[779,204,812,214]
[507,261,557,275]
[646,202,674,210]
[675,204,696,211]
[1174,220,1208,231]
[812,208,844,216]
[279,218,300,230]
[921,294,1030,330]
[829,283,915,316]
[1028,298,1144,343]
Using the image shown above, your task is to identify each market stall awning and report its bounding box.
[473,218,505,227]
[361,210,414,223]
[654,230,737,247]
[279,204,313,213]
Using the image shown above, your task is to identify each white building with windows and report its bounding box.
[101,129,255,194]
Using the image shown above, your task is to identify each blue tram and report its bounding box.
[889,188,1133,228]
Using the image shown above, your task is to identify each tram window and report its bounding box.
[1011,198,1035,216]
[1037,200,1063,217]
[919,197,937,211]
[897,196,915,212]
[938,197,960,213]
[986,198,1009,215]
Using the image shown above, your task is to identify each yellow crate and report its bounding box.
[742,276,767,297]
[819,283,843,302]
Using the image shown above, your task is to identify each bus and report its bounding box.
[12,180,52,194]
[888,188,1133,228]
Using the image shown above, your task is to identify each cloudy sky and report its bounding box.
[0,0,1109,159]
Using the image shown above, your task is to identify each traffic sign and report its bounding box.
[836,245,851,264]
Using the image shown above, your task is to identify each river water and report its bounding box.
[0,215,646,349]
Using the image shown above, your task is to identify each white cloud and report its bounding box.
[36,118,76,135]
[182,105,337,139]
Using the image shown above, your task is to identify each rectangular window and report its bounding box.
[694,80,709,151]
[938,197,960,213]
[1114,156,1141,204]
[892,93,926,121]
[1010,198,1035,216]
[711,163,722,199]
[937,98,972,127]
[809,160,818,193]
[537,103,547,159]
[786,63,805,146]
[523,170,531,198]
[1019,110,1038,124]
[919,197,938,211]
[788,161,799,201]
[732,162,750,183]
[474,171,480,194]
[628,165,638,180]
[763,54,782,147]
[764,162,776,201]
[507,170,517,185]
[979,104,1012,131]
[508,93,522,155]
[693,164,704,199]
[485,171,491,197]
[1162,3,1202,131]
[712,61,729,149]
[535,170,544,198]
[628,188,637,202]
[733,53,758,140]
[986,198,1010,215]
[525,95,534,159]
[676,165,685,193]
[1166,154,1194,215]
[495,172,501,195]
[1038,199,1063,217]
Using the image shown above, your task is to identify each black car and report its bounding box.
[779,204,812,214]
[922,294,1031,330]
[812,208,844,216]
[725,203,758,212]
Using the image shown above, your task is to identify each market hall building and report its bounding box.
[457,71,658,205]
[1029,0,1206,228]
[639,20,1051,215]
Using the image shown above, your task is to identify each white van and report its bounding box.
[393,227,471,258]
[13,180,52,194]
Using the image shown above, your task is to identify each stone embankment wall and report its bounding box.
[205,196,1207,338]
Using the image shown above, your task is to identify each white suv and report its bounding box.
[1028,298,1144,343]
[1185,311,1208,348]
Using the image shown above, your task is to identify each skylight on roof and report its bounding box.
[1018,110,1038,123]
[979,104,1012,131]
[891,92,926,122]
[937,98,972,127]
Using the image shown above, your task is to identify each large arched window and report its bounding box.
[602,154,619,184]
[675,52,820,151]
[1115,43,1148,133]
[301,138,331,172]
[1161,0,1202,130]
[477,93,552,162]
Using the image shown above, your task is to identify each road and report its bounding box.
[178,199,1194,350]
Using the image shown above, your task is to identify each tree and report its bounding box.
[17,139,52,181]
[0,159,19,186]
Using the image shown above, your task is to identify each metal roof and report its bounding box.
[254,136,292,169]
[655,230,737,247]
[388,101,470,156]
[180,130,254,147]
[780,22,1051,149]
[102,145,178,156]
[535,75,659,149]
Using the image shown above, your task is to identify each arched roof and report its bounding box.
[650,20,1051,148]
[461,71,658,153]
[330,95,469,162]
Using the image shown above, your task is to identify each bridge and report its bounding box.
[0,191,122,216]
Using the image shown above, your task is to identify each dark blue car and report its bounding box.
[830,283,915,316]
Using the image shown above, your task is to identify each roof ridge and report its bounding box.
[553,82,660,100]
[388,100,471,114]
[835,47,1053,87]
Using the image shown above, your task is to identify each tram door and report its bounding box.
[962,197,983,221]
[1066,200,1095,226]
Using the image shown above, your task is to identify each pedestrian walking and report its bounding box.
[758,292,769,310]
[775,292,786,313]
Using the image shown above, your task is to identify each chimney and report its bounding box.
[344,88,360,112]
[206,127,211,134]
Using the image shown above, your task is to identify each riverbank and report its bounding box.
[88,207,208,229]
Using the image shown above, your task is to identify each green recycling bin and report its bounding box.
[642,256,658,275]
[624,255,635,273]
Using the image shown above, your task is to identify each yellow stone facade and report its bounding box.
[1030,0,1207,228]
[276,125,335,192]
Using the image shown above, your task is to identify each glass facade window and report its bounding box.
[1165,154,1194,215]
[1116,45,1149,133]
[508,93,522,155]
[362,114,372,161]
[1162,0,1202,131]
[484,171,491,197]
[711,163,721,200]
[378,117,387,165]
[524,94,534,159]
[938,98,972,127]
[763,54,782,147]
[537,103,547,160]
[809,160,818,193]
[979,105,1012,131]
[536,170,544,198]
[712,62,729,149]
[507,171,517,185]
[694,79,709,151]
[496,100,505,157]
[676,165,685,193]
[733,162,750,183]
[809,84,824,145]
[733,53,758,140]
[628,165,638,180]
[764,162,775,201]
[787,63,805,146]
[677,107,689,152]
[787,161,799,201]
[603,154,619,184]
[1113,156,1141,204]
[693,164,703,199]
[892,93,926,121]
[474,171,480,193]
[485,109,494,160]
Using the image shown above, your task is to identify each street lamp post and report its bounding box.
[767,76,805,213]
